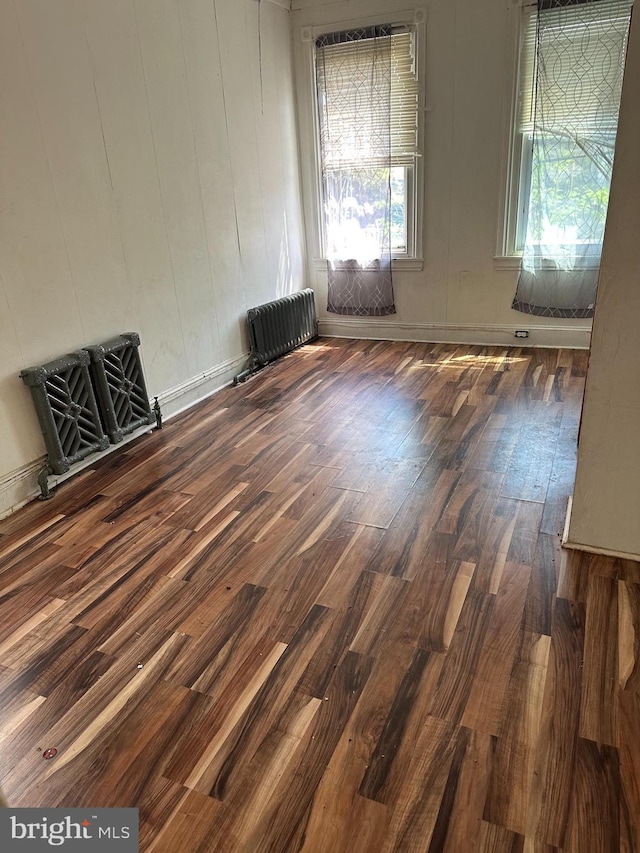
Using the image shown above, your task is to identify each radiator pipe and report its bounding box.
[153,396,163,429]
[234,355,260,385]
[37,463,54,500]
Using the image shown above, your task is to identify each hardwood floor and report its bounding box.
[0,337,637,851]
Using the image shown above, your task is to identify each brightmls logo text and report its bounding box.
[11,815,95,845]
[0,809,138,851]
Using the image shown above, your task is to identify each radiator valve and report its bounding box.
[153,397,163,430]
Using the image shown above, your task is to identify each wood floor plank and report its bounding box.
[429,727,495,853]
[483,632,551,836]
[580,573,618,746]
[524,533,558,637]
[1,338,633,851]
[429,590,496,725]
[185,604,331,800]
[0,687,46,745]
[359,646,433,802]
[0,513,66,555]
[466,413,513,472]
[462,559,540,738]
[619,579,640,695]
[477,822,526,852]
[314,523,385,609]
[564,738,620,853]
[500,407,563,503]
[2,632,189,802]
[260,533,371,644]
[225,650,374,853]
[617,580,640,852]
[299,641,416,852]
[379,715,458,852]
[349,574,410,657]
[470,497,520,594]
[540,423,578,536]
[505,500,545,567]
[369,468,462,579]
[145,788,220,853]
[0,649,114,770]
[556,547,591,604]
[463,642,514,737]
[484,559,532,657]
[619,690,640,853]
[299,569,387,698]
[136,776,192,853]
[0,597,66,657]
[162,583,269,690]
[528,597,586,848]
[161,640,289,792]
[34,680,203,809]
[332,457,426,529]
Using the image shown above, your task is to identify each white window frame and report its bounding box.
[495,0,631,267]
[304,10,426,271]
[495,0,537,267]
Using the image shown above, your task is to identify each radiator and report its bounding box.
[235,289,318,383]
[20,351,110,492]
[85,333,155,443]
[20,333,157,499]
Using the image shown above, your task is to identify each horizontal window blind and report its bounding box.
[517,0,633,136]
[316,29,419,171]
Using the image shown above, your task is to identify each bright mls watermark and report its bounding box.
[0,809,138,851]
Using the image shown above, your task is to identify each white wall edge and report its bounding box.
[0,353,249,521]
[563,493,640,564]
[318,319,591,349]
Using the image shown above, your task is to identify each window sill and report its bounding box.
[493,255,522,271]
[313,257,424,272]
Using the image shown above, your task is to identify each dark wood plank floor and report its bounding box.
[0,338,638,852]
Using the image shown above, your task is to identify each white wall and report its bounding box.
[566,4,640,560]
[291,0,592,348]
[0,0,305,516]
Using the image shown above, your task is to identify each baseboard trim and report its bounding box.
[0,353,248,520]
[318,319,591,349]
[562,539,640,563]
[0,459,45,520]
[156,353,247,418]
[0,424,156,521]
[561,497,640,563]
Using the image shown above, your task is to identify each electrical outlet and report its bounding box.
[514,330,529,339]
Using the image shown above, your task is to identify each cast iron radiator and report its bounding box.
[235,288,318,383]
[20,333,157,499]
[85,333,155,443]
[20,351,110,496]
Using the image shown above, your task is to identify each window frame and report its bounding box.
[496,0,631,266]
[496,0,537,265]
[304,10,426,268]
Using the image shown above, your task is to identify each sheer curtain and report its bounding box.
[513,0,632,318]
[316,28,396,316]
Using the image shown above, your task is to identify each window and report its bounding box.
[503,0,631,259]
[314,25,421,261]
